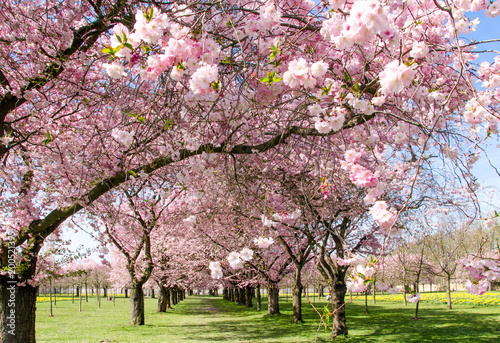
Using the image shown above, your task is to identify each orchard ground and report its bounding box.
[35,293,500,342]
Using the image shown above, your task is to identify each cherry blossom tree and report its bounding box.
[2,1,500,342]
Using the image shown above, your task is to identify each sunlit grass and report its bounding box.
[35,293,500,342]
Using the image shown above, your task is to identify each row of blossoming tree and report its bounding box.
[1,0,500,342]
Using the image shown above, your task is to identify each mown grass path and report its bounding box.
[36,294,500,342]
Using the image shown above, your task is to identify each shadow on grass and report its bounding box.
[346,303,500,342]
[170,296,500,343]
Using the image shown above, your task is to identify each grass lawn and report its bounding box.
[35,294,500,342]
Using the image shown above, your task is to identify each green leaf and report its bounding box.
[101,47,113,55]
[353,81,359,92]
[137,116,145,123]
[128,170,137,177]
[115,34,123,44]
[260,71,282,85]
[343,70,352,83]
[42,131,52,145]
[322,84,332,96]
[124,43,133,50]
[164,119,173,130]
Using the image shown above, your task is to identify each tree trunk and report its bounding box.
[165,288,171,308]
[157,287,168,312]
[245,286,252,308]
[233,288,239,304]
[129,284,145,325]
[372,281,376,304]
[171,289,176,306]
[292,268,303,323]
[124,288,128,298]
[103,287,107,298]
[364,290,368,314]
[267,284,280,315]
[446,274,452,310]
[238,288,245,305]
[0,275,38,343]
[256,284,261,311]
[330,277,348,338]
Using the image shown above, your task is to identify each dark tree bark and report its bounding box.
[267,284,280,315]
[256,284,261,311]
[0,275,38,343]
[130,284,145,325]
[165,288,171,309]
[157,287,168,312]
[238,288,245,306]
[233,288,239,304]
[330,277,348,338]
[446,274,452,310]
[245,286,252,308]
[124,288,128,298]
[292,268,304,323]
[171,288,177,305]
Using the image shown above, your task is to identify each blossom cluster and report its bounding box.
[283,58,328,89]
[462,257,500,295]
[346,263,376,293]
[254,236,275,249]
[369,201,397,234]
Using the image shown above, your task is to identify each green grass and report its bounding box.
[35,294,500,342]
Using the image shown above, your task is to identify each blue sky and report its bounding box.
[465,12,500,213]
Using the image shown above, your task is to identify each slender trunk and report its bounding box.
[79,285,82,312]
[0,275,38,343]
[124,288,128,298]
[446,274,452,310]
[97,284,101,309]
[256,284,261,311]
[72,285,74,304]
[103,287,107,298]
[292,268,303,323]
[49,279,53,316]
[364,290,368,314]
[85,283,88,302]
[330,273,348,338]
[157,287,168,312]
[414,300,420,320]
[245,286,252,307]
[223,287,228,300]
[372,281,376,304]
[267,284,280,315]
[151,288,155,299]
[130,284,145,325]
